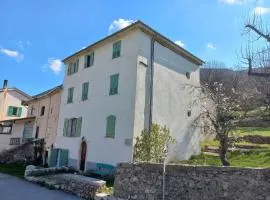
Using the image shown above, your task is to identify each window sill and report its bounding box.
[105,136,115,139]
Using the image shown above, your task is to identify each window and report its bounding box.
[40,106,45,116]
[67,87,74,104]
[67,59,79,76]
[106,115,116,138]
[81,82,89,101]
[186,72,191,79]
[109,74,119,95]
[84,52,94,68]
[7,106,22,117]
[112,41,121,59]
[63,117,82,137]
[187,110,191,117]
[0,121,12,134]
[30,106,34,115]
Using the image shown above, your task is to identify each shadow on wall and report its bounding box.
[167,119,201,162]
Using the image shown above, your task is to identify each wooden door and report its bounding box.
[80,141,87,171]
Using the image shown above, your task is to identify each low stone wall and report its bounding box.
[237,135,270,144]
[0,142,34,164]
[114,163,270,200]
[25,166,106,199]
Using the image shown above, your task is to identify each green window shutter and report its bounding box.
[59,149,69,167]
[82,82,89,101]
[63,118,68,136]
[17,107,22,117]
[109,74,119,95]
[90,52,94,66]
[67,87,74,103]
[7,106,13,116]
[67,64,71,75]
[49,148,58,167]
[106,115,116,137]
[75,117,82,137]
[112,41,121,59]
[75,59,79,72]
[84,55,88,68]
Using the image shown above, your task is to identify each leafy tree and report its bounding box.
[134,124,176,163]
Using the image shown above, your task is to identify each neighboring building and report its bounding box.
[55,21,204,171]
[24,85,62,163]
[0,80,32,151]
[0,80,30,121]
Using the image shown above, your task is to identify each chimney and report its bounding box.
[3,80,8,89]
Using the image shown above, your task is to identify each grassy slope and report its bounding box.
[176,150,270,168]
[233,127,270,137]
[0,163,25,178]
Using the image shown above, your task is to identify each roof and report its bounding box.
[26,85,63,103]
[0,87,31,99]
[63,20,204,65]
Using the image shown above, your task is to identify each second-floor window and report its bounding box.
[109,74,119,95]
[7,106,22,117]
[112,41,121,59]
[67,59,79,76]
[63,117,82,137]
[67,87,74,104]
[81,82,89,101]
[84,52,94,68]
[40,106,45,116]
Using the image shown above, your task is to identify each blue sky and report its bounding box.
[0,0,269,95]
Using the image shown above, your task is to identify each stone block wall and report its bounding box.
[114,163,270,200]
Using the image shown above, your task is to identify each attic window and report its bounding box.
[186,72,191,79]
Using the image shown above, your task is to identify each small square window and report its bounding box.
[187,110,191,117]
[186,72,191,79]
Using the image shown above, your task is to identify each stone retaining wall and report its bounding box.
[114,163,270,200]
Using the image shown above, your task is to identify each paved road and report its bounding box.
[0,173,81,200]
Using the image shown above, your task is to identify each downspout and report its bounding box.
[148,36,156,131]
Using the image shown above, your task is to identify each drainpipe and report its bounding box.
[0,80,8,121]
[148,36,156,131]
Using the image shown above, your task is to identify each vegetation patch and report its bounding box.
[175,150,270,168]
[0,163,25,178]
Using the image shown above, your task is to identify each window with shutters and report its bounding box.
[84,52,94,68]
[67,87,74,104]
[112,41,121,59]
[109,74,119,95]
[63,117,82,137]
[67,59,79,76]
[81,82,89,101]
[7,106,22,117]
[106,115,116,138]
[0,121,12,134]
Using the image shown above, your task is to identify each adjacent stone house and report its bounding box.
[55,21,203,170]
[24,85,62,163]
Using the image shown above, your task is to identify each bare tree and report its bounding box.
[242,14,270,77]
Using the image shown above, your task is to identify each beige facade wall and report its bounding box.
[27,90,62,151]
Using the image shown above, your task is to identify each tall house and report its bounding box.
[55,21,204,170]
[25,85,62,162]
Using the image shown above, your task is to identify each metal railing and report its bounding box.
[9,137,21,145]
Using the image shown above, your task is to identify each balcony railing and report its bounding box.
[9,137,21,145]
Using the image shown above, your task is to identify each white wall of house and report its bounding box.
[56,31,141,167]
[133,33,201,161]
[28,91,61,150]
[56,29,202,168]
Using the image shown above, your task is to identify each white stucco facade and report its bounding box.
[56,23,203,169]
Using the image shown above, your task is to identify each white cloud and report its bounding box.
[207,43,217,50]
[109,18,136,34]
[175,40,185,47]
[42,57,63,75]
[0,48,24,61]
[17,40,31,50]
[219,0,246,4]
[253,6,270,15]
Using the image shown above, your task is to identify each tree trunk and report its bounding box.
[219,137,230,166]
